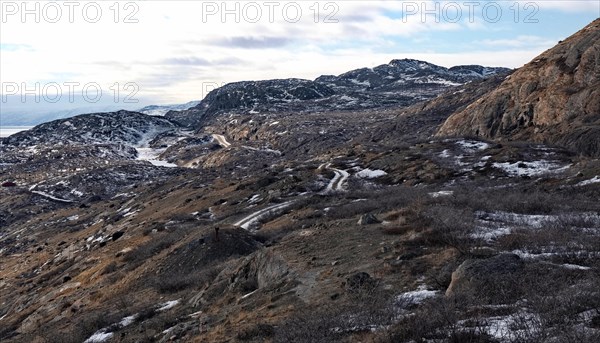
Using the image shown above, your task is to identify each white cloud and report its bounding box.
[477,35,558,48]
[530,0,600,13]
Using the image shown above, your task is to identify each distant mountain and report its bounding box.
[2,110,180,148]
[0,101,199,127]
[138,101,201,116]
[165,59,510,127]
[0,105,124,126]
[438,19,600,157]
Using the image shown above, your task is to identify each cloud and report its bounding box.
[531,0,600,13]
[160,57,242,66]
[0,43,33,51]
[208,36,293,49]
[1,0,596,107]
[478,35,557,48]
[161,57,211,66]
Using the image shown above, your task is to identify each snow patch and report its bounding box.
[240,290,258,300]
[136,147,178,168]
[157,299,180,311]
[83,331,113,343]
[70,189,84,197]
[119,315,137,327]
[561,263,591,271]
[439,149,451,158]
[396,285,437,305]
[492,160,570,177]
[456,140,490,151]
[350,79,371,87]
[577,176,600,186]
[429,190,454,198]
[356,169,387,179]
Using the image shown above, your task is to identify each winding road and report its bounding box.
[320,163,350,194]
[234,201,295,230]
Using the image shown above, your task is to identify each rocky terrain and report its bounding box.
[438,18,600,157]
[1,21,599,343]
[165,60,509,127]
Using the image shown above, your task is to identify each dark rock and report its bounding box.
[446,253,524,301]
[111,231,125,241]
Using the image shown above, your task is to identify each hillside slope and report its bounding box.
[438,19,600,156]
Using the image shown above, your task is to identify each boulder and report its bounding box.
[445,253,524,302]
[357,213,381,225]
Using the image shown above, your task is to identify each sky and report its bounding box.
[0,0,599,119]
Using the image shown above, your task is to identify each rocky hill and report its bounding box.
[166,59,509,127]
[0,110,191,169]
[1,110,180,148]
[438,19,600,156]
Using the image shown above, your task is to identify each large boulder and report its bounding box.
[445,253,524,302]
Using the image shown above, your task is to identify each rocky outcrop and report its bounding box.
[190,249,296,307]
[445,254,524,302]
[438,19,600,156]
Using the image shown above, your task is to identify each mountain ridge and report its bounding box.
[165,59,510,127]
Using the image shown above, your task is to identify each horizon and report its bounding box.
[1,1,599,120]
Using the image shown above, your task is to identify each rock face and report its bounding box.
[166,59,509,127]
[438,19,600,157]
